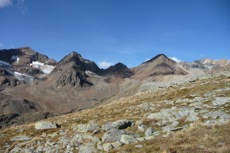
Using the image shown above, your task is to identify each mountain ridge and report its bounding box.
[0,46,230,129]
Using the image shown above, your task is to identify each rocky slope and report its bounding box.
[1,47,230,130]
[47,52,97,88]
[179,58,230,71]
[0,71,229,152]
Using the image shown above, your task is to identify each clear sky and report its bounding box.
[0,0,229,68]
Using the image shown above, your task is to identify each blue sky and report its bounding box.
[0,0,229,68]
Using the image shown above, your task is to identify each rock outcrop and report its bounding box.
[0,47,49,65]
[48,52,97,88]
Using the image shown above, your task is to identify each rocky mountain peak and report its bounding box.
[101,62,134,78]
[107,62,128,71]
[144,54,173,64]
[58,51,100,73]
[48,51,96,88]
[0,47,49,65]
[133,54,187,79]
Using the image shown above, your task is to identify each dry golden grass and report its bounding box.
[117,121,230,153]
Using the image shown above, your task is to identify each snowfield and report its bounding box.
[0,60,34,82]
[30,61,54,74]
[0,60,11,67]
[14,71,34,82]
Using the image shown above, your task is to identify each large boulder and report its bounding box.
[35,121,59,130]
[212,97,230,106]
[102,119,133,131]
[102,129,126,143]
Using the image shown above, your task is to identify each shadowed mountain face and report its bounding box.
[0,47,56,78]
[47,52,99,88]
[0,93,42,115]
[100,62,134,78]
[57,52,100,73]
[0,47,49,65]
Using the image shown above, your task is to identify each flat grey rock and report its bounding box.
[203,110,230,119]
[77,121,100,133]
[35,121,59,130]
[212,97,230,106]
[10,135,31,141]
[102,119,133,131]
[102,129,126,143]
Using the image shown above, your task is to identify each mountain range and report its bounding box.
[0,47,230,128]
[0,47,230,152]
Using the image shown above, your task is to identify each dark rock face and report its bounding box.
[0,47,55,79]
[58,52,100,73]
[0,76,22,89]
[0,65,23,88]
[54,63,93,87]
[49,52,96,87]
[0,47,49,65]
[100,63,134,78]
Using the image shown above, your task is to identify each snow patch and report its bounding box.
[14,71,34,82]
[0,60,11,67]
[169,57,182,63]
[30,61,54,74]
[11,55,20,64]
[85,70,93,75]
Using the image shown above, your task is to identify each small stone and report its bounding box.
[103,143,113,152]
[145,127,154,137]
[171,121,179,127]
[136,137,145,142]
[16,129,24,133]
[120,134,138,144]
[145,136,155,140]
[111,141,122,149]
[48,132,58,138]
[10,135,31,141]
[137,125,146,132]
[97,141,103,150]
[135,144,143,148]
[79,143,98,153]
